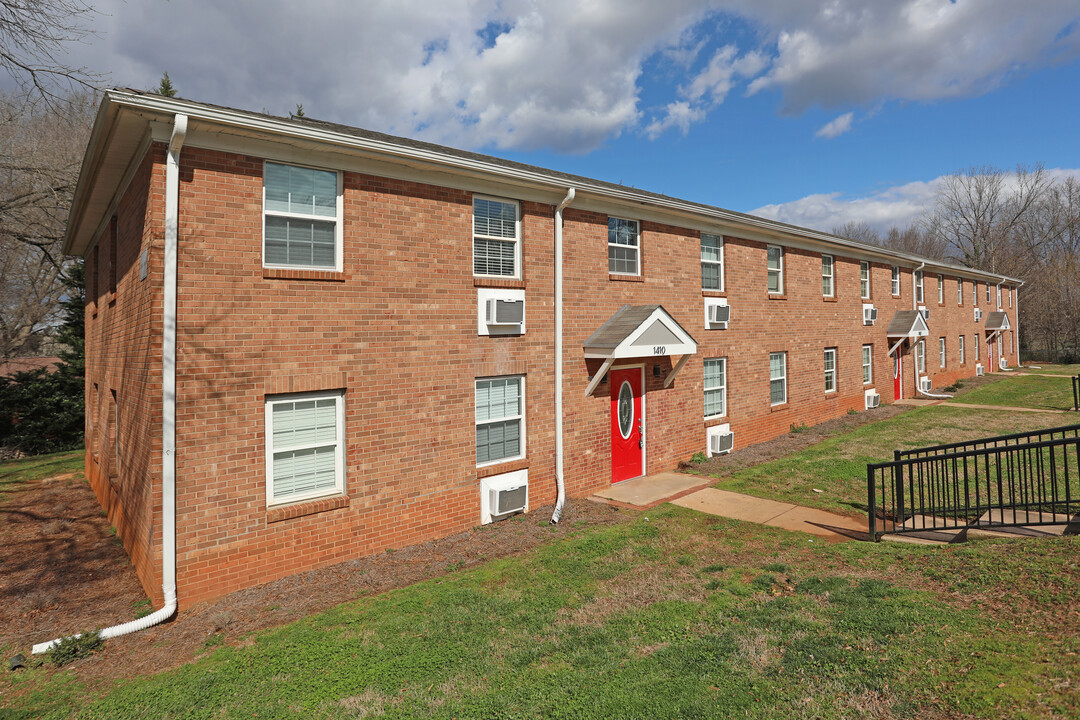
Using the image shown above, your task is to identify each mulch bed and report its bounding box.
[680,405,911,478]
[0,472,626,691]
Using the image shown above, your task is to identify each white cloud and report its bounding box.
[751,168,1080,235]
[815,112,854,139]
[30,1,1080,151]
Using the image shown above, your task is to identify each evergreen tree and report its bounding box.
[155,72,177,97]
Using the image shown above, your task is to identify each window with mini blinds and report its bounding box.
[476,377,524,466]
[704,358,727,418]
[473,197,520,277]
[263,162,341,269]
[265,392,344,505]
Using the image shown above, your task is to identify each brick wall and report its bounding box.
[89,141,1019,608]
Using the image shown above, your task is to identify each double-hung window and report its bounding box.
[608,217,640,275]
[937,274,944,304]
[263,161,341,270]
[957,278,963,305]
[767,246,784,294]
[704,358,727,418]
[266,391,345,506]
[939,337,946,368]
[891,266,900,295]
[973,282,979,305]
[473,197,520,277]
[476,376,524,466]
[769,352,787,405]
[915,270,924,303]
[996,285,1002,308]
[973,334,980,364]
[986,282,991,303]
[701,234,724,290]
[1009,287,1013,307]
[916,340,926,374]
[862,345,872,384]
[821,255,834,297]
[824,348,837,393]
[959,335,965,364]
[860,261,870,299]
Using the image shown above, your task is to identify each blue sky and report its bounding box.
[36,0,1080,233]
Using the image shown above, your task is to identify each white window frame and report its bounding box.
[996,285,1002,308]
[915,270,924,303]
[860,261,870,299]
[472,195,521,279]
[862,345,872,384]
[973,281,979,305]
[262,160,343,272]
[937,274,944,304]
[959,335,965,364]
[767,245,784,294]
[769,352,787,405]
[916,340,926,374]
[703,357,727,419]
[1009,287,1013,308]
[608,217,640,276]
[986,282,992,303]
[701,233,724,291]
[891,266,900,295]
[824,348,837,394]
[821,254,834,297]
[939,337,946,369]
[475,375,526,468]
[265,390,345,507]
[974,334,980,365]
[957,278,963,305]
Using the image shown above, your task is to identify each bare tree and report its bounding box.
[0,91,95,359]
[831,220,880,246]
[0,0,100,105]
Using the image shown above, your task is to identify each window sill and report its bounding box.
[822,296,837,303]
[770,402,789,412]
[263,267,346,282]
[609,273,644,283]
[267,494,350,523]
[108,293,117,306]
[474,277,525,289]
[704,415,728,427]
[477,458,529,479]
[702,290,726,298]
[767,294,787,300]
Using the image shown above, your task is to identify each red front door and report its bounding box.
[610,367,643,483]
[893,351,903,401]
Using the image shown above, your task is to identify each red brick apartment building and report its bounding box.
[68,90,1020,611]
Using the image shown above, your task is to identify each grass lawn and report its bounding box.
[3,508,1076,719]
[0,449,82,503]
[954,374,1075,411]
[1021,363,1080,376]
[690,404,1071,517]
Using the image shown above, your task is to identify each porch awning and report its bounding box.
[583,305,697,396]
[985,311,1011,331]
[886,310,929,338]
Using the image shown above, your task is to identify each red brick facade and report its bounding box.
[76,95,1020,608]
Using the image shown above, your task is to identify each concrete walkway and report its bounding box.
[590,473,869,541]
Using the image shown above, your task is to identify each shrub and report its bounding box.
[690,451,707,464]
[45,630,102,666]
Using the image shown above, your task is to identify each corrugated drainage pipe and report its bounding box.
[550,187,575,524]
[33,113,188,654]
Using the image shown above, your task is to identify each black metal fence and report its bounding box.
[868,433,1080,540]
[1073,375,1079,411]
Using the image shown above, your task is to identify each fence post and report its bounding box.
[867,464,878,541]
[1073,375,1079,412]
[893,449,904,523]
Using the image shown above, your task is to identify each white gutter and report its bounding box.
[33,113,187,655]
[550,187,575,524]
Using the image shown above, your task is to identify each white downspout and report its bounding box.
[33,114,187,654]
[550,187,575,524]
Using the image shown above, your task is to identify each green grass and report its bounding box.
[0,448,83,502]
[1021,363,1080,376]
[701,403,1070,515]
[954,374,1075,411]
[4,509,1076,719]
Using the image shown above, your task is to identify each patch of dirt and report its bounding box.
[680,405,911,478]
[0,473,626,692]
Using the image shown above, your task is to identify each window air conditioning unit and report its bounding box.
[865,393,881,409]
[999,357,1008,371]
[489,482,527,517]
[708,303,730,328]
[919,307,929,320]
[485,298,524,327]
[709,431,734,455]
[863,306,878,325]
[976,364,984,376]
[920,377,932,392]
[974,308,983,322]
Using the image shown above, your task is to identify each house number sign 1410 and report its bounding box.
[653,346,666,355]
